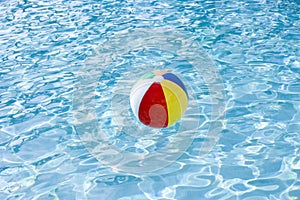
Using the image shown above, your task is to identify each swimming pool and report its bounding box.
[1,0,299,199]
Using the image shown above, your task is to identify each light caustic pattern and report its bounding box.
[72,27,226,175]
[1,0,300,199]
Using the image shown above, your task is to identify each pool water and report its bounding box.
[1,0,300,199]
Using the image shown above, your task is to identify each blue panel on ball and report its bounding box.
[162,73,188,96]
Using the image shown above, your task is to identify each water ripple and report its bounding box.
[0,0,300,199]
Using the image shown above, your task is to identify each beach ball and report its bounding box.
[130,71,188,128]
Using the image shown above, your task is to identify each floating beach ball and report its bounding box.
[130,71,188,128]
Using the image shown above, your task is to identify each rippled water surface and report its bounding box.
[1,0,300,199]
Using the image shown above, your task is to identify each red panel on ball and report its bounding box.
[138,82,168,128]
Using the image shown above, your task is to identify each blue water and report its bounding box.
[1,0,300,199]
